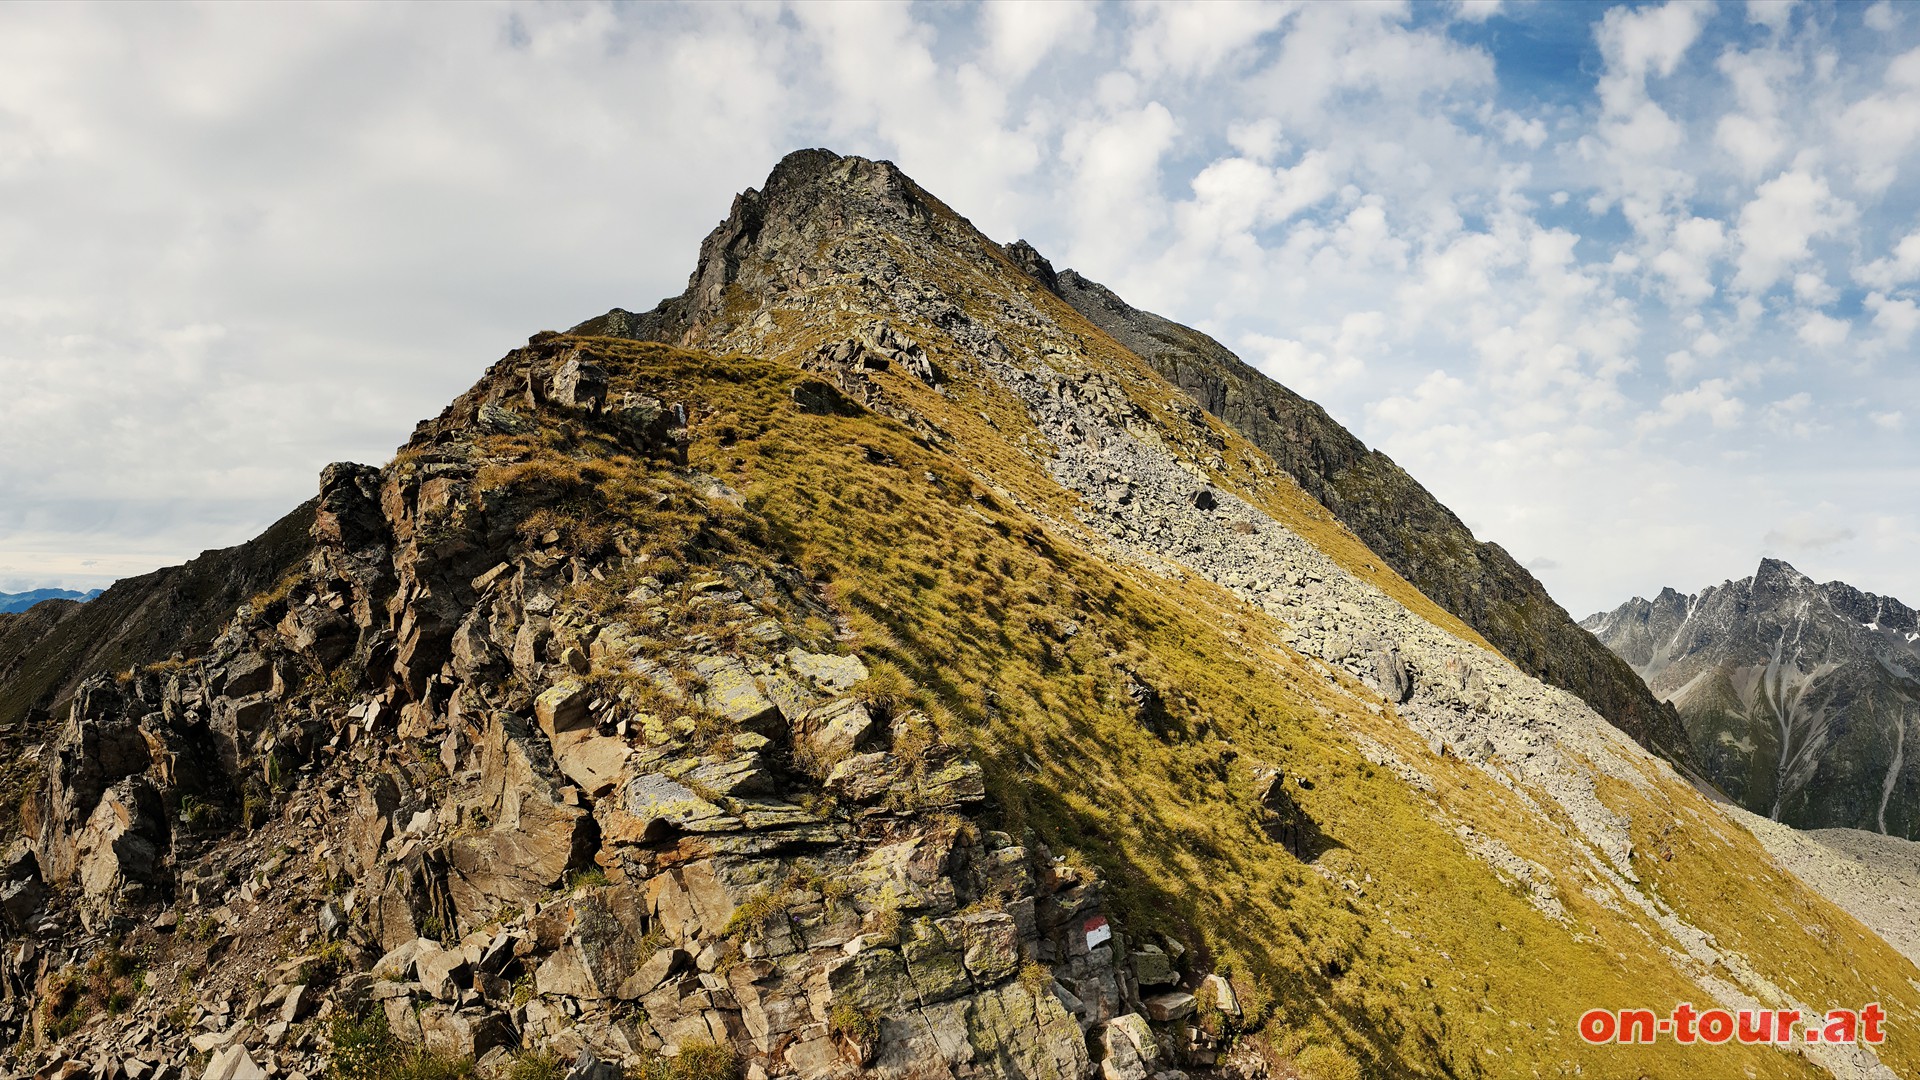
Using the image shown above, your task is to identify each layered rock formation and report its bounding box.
[1586,558,1920,833]
[1,151,1916,1080]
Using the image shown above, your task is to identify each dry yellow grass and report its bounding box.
[458,333,1920,1077]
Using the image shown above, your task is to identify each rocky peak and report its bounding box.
[1002,239,1059,292]
[1750,556,1815,601]
[1590,560,1920,832]
[575,150,952,350]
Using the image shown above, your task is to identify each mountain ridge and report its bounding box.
[0,149,1913,1078]
[0,589,103,614]
[584,147,1691,767]
[1584,557,1920,833]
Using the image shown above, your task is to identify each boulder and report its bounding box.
[201,1046,266,1080]
[1100,1013,1161,1080]
[786,649,869,693]
[1368,641,1413,703]
[1131,945,1174,986]
[447,715,595,919]
[551,735,633,798]
[940,911,1022,985]
[1198,973,1239,1017]
[73,778,167,902]
[0,844,46,930]
[695,657,784,733]
[415,942,471,1002]
[418,1004,516,1058]
[311,462,387,552]
[535,681,595,738]
[800,700,876,769]
[1142,992,1195,1022]
[551,356,609,412]
[825,752,901,803]
[623,774,737,839]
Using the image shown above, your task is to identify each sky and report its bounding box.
[1,0,1917,618]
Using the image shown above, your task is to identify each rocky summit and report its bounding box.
[1586,558,1920,834]
[1,149,1916,1080]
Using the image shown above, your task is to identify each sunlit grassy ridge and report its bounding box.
[435,331,1920,1078]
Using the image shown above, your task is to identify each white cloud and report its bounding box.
[982,0,1096,80]
[1061,101,1179,272]
[1854,228,1920,288]
[1796,310,1852,347]
[1763,391,1814,436]
[1641,378,1747,431]
[1764,511,1856,552]
[1126,0,1289,79]
[1597,2,1710,89]
[1865,291,1920,346]
[1227,118,1285,162]
[1715,113,1782,175]
[1732,170,1855,293]
[1836,46,1920,190]
[1242,331,1364,400]
[1746,0,1797,31]
[1649,215,1726,303]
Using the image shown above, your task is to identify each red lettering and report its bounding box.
[1862,1003,1886,1044]
[1672,1002,1699,1044]
[1699,1009,1735,1044]
[1737,1009,1772,1043]
[1619,1009,1657,1044]
[1775,1009,1801,1044]
[1824,1010,1858,1045]
[1579,1009,1617,1044]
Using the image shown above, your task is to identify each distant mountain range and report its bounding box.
[1585,558,1920,835]
[0,588,101,614]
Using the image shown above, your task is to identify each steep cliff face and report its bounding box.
[1,151,1916,1080]
[1586,558,1920,833]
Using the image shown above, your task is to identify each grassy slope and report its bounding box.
[534,183,1920,1076]
[511,334,1920,1079]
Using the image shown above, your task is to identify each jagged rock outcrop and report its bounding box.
[1586,558,1920,832]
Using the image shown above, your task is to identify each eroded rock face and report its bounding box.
[0,331,1210,1077]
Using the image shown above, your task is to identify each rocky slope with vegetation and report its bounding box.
[1586,558,1920,833]
[1033,264,1692,767]
[1,150,1916,1080]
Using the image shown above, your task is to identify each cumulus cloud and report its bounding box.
[1732,170,1855,293]
[1640,378,1747,432]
